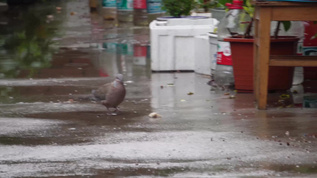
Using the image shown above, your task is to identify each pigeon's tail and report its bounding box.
[91,89,105,101]
[76,95,97,101]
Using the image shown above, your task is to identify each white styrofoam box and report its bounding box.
[194,35,211,75]
[191,12,212,18]
[150,18,219,71]
[208,33,218,75]
[194,33,218,75]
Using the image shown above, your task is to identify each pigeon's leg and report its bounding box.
[107,107,118,116]
[112,107,119,115]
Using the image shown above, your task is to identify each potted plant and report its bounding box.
[194,0,216,13]
[222,0,298,92]
[161,0,196,18]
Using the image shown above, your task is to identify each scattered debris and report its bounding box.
[285,131,290,136]
[180,99,186,102]
[104,16,115,20]
[108,112,118,116]
[160,85,164,89]
[70,12,76,15]
[149,112,161,118]
[279,94,290,100]
[47,15,54,20]
[229,95,235,99]
[187,92,194,95]
[167,83,174,86]
[64,99,74,104]
[56,7,62,11]
[224,92,230,95]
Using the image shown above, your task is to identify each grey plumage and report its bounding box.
[93,74,126,114]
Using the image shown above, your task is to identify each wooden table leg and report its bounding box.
[254,7,272,110]
[254,7,260,103]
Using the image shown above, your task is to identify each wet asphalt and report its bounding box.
[0,0,317,177]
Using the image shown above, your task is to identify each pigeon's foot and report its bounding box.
[106,107,119,116]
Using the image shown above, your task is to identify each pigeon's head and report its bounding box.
[115,74,124,82]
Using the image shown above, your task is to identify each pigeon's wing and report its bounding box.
[92,83,112,100]
[102,81,126,108]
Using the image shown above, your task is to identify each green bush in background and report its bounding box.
[162,0,196,17]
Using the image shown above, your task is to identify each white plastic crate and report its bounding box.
[150,18,218,71]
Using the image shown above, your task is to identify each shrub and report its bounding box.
[162,0,196,18]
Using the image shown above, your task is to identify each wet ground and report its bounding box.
[0,0,317,177]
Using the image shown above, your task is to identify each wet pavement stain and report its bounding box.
[0,0,317,177]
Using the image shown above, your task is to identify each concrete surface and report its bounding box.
[0,0,316,177]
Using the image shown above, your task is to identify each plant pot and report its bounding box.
[224,37,298,92]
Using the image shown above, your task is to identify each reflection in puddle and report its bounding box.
[0,2,65,78]
[0,0,150,80]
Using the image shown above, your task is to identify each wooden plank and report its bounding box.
[256,1,317,7]
[253,12,259,102]
[255,7,272,110]
[270,56,317,66]
[254,1,317,110]
[271,7,317,21]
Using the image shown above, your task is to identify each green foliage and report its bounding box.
[196,0,217,12]
[243,0,254,17]
[281,21,291,32]
[214,0,231,9]
[0,2,62,78]
[241,0,293,38]
[162,0,196,17]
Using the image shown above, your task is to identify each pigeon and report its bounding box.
[92,74,126,115]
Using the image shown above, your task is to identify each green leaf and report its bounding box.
[243,6,254,18]
[282,21,291,32]
[242,0,254,18]
[246,0,252,7]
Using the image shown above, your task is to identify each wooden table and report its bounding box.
[254,1,317,109]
